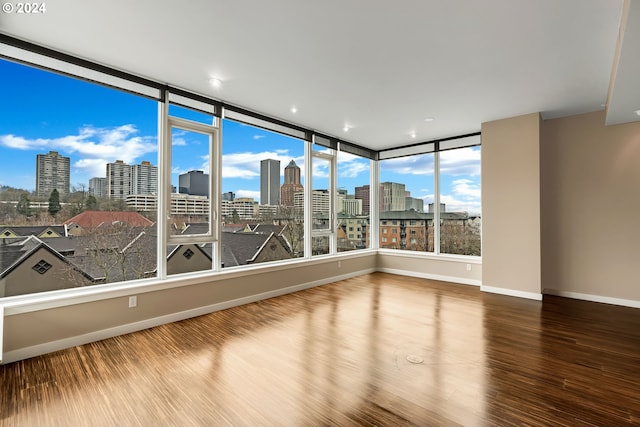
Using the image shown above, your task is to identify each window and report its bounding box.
[311,147,333,255]
[377,144,481,256]
[379,153,435,252]
[0,58,158,297]
[439,146,481,255]
[337,148,371,252]
[32,260,52,274]
[164,103,219,276]
[221,118,305,266]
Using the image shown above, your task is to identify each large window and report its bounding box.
[220,118,305,267]
[0,45,479,301]
[378,142,481,256]
[164,104,219,276]
[0,58,158,296]
[379,153,435,251]
[439,146,481,255]
[337,149,371,252]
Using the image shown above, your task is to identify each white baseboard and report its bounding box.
[481,285,543,301]
[377,267,482,287]
[1,268,374,364]
[543,288,640,309]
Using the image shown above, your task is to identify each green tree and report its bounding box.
[16,193,31,217]
[231,209,240,223]
[85,195,98,210]
[48,189,62,217]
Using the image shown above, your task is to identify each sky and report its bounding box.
[0,58,481,214]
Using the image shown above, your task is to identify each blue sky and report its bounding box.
[0,58,480,214]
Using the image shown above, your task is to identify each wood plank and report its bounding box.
[1,272,639,426]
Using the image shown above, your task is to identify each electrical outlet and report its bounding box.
[466,264,471,271]
[128,296,137,308]
[338,260,341,268]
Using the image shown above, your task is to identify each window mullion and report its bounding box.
[157,100,169,280]
[434,151,441,254]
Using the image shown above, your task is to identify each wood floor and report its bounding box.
[2,272,640,426]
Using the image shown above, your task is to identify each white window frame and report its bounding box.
[158,101,221,278]
[310,144,337,255]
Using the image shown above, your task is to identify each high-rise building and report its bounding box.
[355,185,370,215]
[260,159,280,205]
[106,160,158,199]
[106,160,131,199]
[280,159,303,207]
[179,170,209,196]
[36,150,70,196]
[89,177,107,198]
[380,182,406,212]
[132,161,158,196]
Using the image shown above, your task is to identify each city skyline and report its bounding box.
[0,58,481,214]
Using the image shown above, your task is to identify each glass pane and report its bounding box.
[439,147,481,255]
[312,235,329,255]
[312,155,330,231]
[220,119,305,266]
[0,58,158,296]
[168,104,215,125]
[166,243,212,275]
[379,153,435,252]
[337,150,370,251]
[170,127,211,237]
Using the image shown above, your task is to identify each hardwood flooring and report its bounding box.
[1,272,640,426]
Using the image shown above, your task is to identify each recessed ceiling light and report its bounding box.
[209,77,222,89]
[424,117,435,122]
[343,125,349,132]
[291,106,298,114]
[410,132,416,139]
[634,109,640,116]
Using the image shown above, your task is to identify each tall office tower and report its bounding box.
[380,182,406,212]
[89,177,107,198]
[280,159,303,207]
[260,159,280,205]
[36,150,70,196]
[106,160,132,199]
[178,170,209,196]
[131,161,158,195]
[355,185,370,215]
[107,160,159,199]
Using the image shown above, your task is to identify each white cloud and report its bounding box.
[339,160,369,179]
[172,138,187,146]
[441,178,481,214]
[253,135,266,140]
[235,189,260,200]
[338,152,370,179]
[221,151,303,180]
[380,153,434,175]
[449,178,481,199]
[440,147,481,176]
[0,125,157,179]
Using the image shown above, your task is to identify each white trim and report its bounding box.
[377,267,481,287]
[377,248,482,264]
[1,268,375,364]
[481,285,542,301]
[543,288,640,309]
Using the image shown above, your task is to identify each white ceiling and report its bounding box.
[1,0,638,150]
